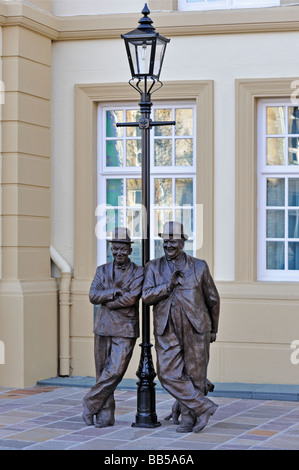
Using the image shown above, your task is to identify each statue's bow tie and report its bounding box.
[115,264,128,272]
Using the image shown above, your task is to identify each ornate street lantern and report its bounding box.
[121,4,170,81]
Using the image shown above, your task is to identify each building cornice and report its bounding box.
[1,1,299,40]
[0,1,59,39]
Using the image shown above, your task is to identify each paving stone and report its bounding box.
[69,438,128,450]
[5,427,73,442]
[0,438,36,449]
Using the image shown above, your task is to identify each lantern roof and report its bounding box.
[121,4,169,41]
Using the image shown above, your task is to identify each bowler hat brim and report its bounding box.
[158,232,188,241]
[107,239,134,244]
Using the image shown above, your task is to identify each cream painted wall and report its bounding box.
[51,30,299,280]
[0,25,2,280]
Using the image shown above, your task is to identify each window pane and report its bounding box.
[175,208,193,235]
[106,208,124,232]
[126,140,141,167]
[267,178,285,206]
[106,140,123,167]
[175,178,193,206]
[288,137,299,165]
[154,109,172,136]
[181,239,193,256]
[266,241,285,270]
[288,210,299,238]
[126,110,141,137]
[106,240,114,263]
[175,109,193,136]
[154,178,172,206]
[127,209,142,238]
[154,239,165,259]
[131,239,142,266]
[266,106,285,135]
[266,138,285,165]
[288,106,299,134]
[288,242,299,270]
[175,139,193,166]
[106,110,123,138]
[289,179,299,206]
[154,139,172,166]
[106,179,123,206]
[127,179,142,206]
[154,209,172,237]
[266,210,285,238]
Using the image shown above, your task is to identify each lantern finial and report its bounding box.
[138,4,154,32]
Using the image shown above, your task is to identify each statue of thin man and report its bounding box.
[82,227,143,427]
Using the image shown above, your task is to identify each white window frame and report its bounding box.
[97,101,196,266]
[257,98,299,281]
[178,0,280,11]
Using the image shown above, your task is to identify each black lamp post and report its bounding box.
[117,4,174,428]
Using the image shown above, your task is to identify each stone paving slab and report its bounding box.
[0,384,299,452]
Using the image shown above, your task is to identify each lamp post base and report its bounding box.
[132,381,161,428]
[131,342,161,428]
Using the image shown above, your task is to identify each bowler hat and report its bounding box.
[107,227,134,244]
[158,221,188,241]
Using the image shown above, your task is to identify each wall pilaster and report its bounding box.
[0,25,57,387]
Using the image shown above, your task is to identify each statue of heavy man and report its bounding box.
[82,227,143,428]
[142,221,220,433]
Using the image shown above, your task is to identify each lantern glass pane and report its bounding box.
[153,38,166,78]
[128,42,138,76]
[128,40,153,76]
[137,42,151,75]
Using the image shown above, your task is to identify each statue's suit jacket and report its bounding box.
[142,255,220,337]
[89,261,144,339]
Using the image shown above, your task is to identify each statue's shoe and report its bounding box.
[82,402,94,426]
[176,412,196,433]
[95,417,115,428]
[192,403,218,433]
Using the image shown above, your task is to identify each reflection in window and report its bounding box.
[266,241,284,270]
[153,107,195,167]
[267,178,285,207]
[266,138,285,166]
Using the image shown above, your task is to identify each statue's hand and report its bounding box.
[210,332,217,343]
[114,287,123,297]
[168,270,181,291]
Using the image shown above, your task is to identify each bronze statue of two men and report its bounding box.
[82,222,220,433]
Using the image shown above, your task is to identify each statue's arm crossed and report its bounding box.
[106,267,144,310]
[89,268,116,305]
